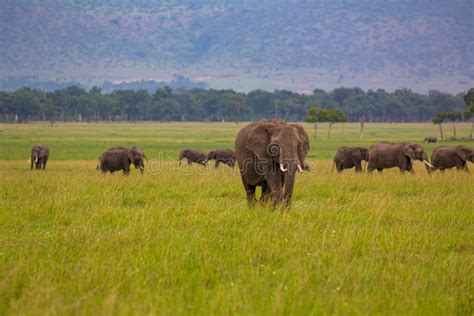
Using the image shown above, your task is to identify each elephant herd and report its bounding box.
[27,119,473,209]
[332,143,474,174]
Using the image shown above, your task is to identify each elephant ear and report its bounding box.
[127,150,135,163]
[291,124,310,165]
[246,123,272,160]
[351,149,362,160]
[359,148,369,160]
[291,124,310,154]
[403,145,416,160]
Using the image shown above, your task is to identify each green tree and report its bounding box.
[42,99,62,126]
[445,111,463,139]
[432,112,446,140]
[326,108,348,139]
[305,106,326,139]
[11,88,43,123]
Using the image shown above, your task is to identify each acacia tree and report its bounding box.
[445,112,463,139]
[432,112,446,141]
[305,106,325,139]
[359,118,365,139]
[326,108,347,139]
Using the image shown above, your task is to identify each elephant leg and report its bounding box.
[241,175,256,206]
[377,168,383,174]
[215,160,220,168]
[42,158,48,170]
[123,164,130,175]
[367,161,376,174]
[260,181,271,204]
[187,159,192,165]
[354,160,362,173]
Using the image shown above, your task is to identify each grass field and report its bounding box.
[0,122,473,314]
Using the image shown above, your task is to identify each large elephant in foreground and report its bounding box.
[430,145,474,172]
[235,119,310,209]
[98,146,146,175]
[332,146,368,173]
[367,142,433,174]
[29,144,49,170]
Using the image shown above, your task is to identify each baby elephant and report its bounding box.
[98,146,146,175]
[207,149,236,168]
[29,144,49,170]
[332,146,368,173]
[179,149,207,166]
[424,136,437,143]
[430,145,474,172]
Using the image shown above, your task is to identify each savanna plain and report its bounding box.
[0,122,473,315]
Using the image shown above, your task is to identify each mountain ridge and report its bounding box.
[1,0,473,93]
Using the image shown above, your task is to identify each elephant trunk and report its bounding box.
[283,168,297,208]
[279,157,299,208]
[30,154,37,170]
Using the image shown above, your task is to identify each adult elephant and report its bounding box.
[29,144,49,170]
[207,149,236,168]
[179,149,207,166]
[235,119,310,209]
[367,142,433,174]
[430,145,474,172]
[98,146,146,175]
[332,146,368,173]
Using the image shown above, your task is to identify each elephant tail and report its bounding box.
[331,160,335,172]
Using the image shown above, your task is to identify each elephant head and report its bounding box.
[247,123,309,172]
[246,122,310,205]
[128,146,146,173]
[359,148,369,161]
[456,146,474,163]
[206,151,215,161]
[403,144,432,171]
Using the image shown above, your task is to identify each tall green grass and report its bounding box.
[0,123,473,314]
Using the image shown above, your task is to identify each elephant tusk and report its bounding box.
[297,164,303,173]
[139,165,144,171]
[35,156,38,163]
[423,160,434,168]
[280,164,288,172]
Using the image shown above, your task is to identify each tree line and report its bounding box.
[0,86,469,123]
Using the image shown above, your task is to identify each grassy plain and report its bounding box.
[0,122,473,315]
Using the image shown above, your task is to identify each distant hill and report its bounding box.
[1,0,473,93]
